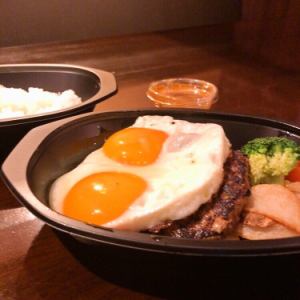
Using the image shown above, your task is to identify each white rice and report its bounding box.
[0,85,82,119]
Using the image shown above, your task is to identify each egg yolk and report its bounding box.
[103,127,168,166]
[63,172,147,225]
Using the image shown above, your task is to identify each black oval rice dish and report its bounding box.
[0,64,117,161]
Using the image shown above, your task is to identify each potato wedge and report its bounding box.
[238,221,299,240]
[237,212,299,240]
[245,184,300,233]
[285,181,300,199]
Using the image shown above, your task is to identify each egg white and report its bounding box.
[49,115,231,231]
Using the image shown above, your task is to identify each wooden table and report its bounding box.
[0,25,300,299]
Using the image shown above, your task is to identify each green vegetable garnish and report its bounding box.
[241,137,300,185]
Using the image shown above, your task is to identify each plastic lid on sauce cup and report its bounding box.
[146,78,218,109]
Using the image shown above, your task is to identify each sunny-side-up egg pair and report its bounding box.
[49,115,231,231]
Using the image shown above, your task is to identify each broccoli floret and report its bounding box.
[241,137,300,185]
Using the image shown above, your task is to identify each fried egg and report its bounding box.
[49,115,231,231]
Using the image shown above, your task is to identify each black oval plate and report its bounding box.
[1,109,300,257]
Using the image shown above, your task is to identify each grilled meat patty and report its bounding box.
[146,150,250,239]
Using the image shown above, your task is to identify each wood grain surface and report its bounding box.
[0,24,300,299]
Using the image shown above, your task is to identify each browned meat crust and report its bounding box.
[146,150,251,239]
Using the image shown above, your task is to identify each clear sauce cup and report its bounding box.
[147,78,218,109]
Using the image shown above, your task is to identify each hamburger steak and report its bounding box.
[146,150,251,239]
